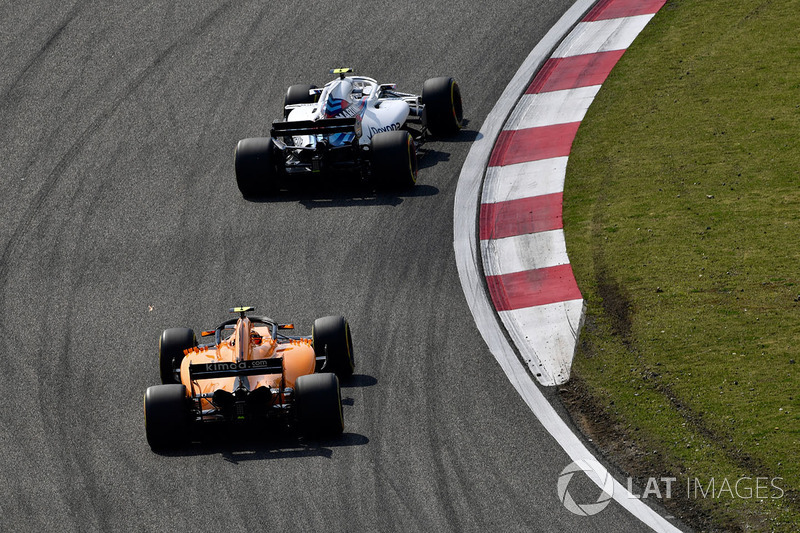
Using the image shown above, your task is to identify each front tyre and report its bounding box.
[371,130,418,190]
[144,384,190,450]
[422,77,463,136]
[294,373,344,438]
[284,84,318,118]
[235,137,278,197]
[159,327,196,385]
[313,315,355,378]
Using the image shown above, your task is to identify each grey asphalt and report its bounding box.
[0,1,656,531]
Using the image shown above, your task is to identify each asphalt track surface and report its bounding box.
[1,2,660,531]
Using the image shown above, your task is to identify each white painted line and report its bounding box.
[498,298,585,384]
[453,0,683,529]
[481,230,570,275]
[506,86,601,130]
[483,157,568,204]
[553,15,656,57]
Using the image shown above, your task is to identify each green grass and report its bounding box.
[563,0,800,530]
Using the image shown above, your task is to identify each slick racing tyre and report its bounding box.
[422,76,463,136]
[313,315,355,378]
[371,130,418,190]
[144,384,190,450]
[235,137,278,197]
[294,373,344,438]
[159,327,196,385]
[284,84,318,118]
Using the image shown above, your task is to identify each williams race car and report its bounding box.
[235,68,463,196]
[144,307,354,450]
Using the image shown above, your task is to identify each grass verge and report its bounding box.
[562,0,800,530]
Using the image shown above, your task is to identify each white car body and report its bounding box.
[283,75,420,148]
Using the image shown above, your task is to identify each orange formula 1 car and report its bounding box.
[144,307,354,450]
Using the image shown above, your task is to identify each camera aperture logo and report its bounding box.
[557,459,785,517]
[557,459,614,516]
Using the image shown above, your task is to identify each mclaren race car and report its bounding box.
[144,307,354,450]
[235,68,463,196]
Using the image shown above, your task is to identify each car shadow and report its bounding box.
[417,147,450,170]
[416,127,479,169]
[244,183,439,209]
[453,129,481,143]
[340,373,377,388]
[430,122,481,143]
[217,432,370,463]
[340,374,376,407]
[224,432,370,463]
[153,427,369,460]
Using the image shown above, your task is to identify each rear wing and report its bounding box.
[189,357,283,380]
[271,117,361,139]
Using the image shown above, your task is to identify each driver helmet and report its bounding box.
[250,331,263,345]
[325,78,353,118]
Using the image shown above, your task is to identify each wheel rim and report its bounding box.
[450,81,463,128]
[406,134,418,184]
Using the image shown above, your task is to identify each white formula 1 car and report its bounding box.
[235,68,463,195]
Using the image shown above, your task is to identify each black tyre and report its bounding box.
[284,84,318,118]
[370,130,418,190]
[235,137,279,197]
[159,327,196,385]
[294,373,343,438]
[144,384,190,450]
[422,76,463,136]
[313,315,355,378]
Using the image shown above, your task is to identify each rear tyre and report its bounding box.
[144,384,190,450]
[284,84,318,118]
[313,315,355,378]
[159,327,196,385]
[235,137,278,197]
[422,77,463,136]
[370,130,418,190]
[294,373,343,438]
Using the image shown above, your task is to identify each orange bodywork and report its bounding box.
[179,317,315,411]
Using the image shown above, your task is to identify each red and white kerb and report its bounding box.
[479,0,667,385]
